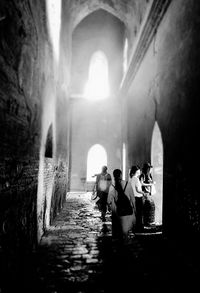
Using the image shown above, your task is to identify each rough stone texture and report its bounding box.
[50,161,68,224]
[1,193,199,293]
[0,159,38,249]
[0,0,58,252]
[124,0,200,245]
[1,0,200,290]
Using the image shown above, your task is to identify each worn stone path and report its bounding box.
[31,192,198,293]
[2,192,199,293]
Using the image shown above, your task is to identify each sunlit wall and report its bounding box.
[151,122,163,225]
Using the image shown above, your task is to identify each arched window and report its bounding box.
[84,51,110,100]
[87,144,107,181]
[151,122,163,225]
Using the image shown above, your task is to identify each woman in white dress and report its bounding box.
[107,169,136,242]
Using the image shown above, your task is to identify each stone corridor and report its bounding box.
[1,192,198,293]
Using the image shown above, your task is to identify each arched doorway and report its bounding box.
[151,122,163,225]
[86,144,107,190]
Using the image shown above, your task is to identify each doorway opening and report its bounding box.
[151,121,163,225]
[86,144,107,190]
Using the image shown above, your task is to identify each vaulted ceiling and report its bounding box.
[62,0,151,44]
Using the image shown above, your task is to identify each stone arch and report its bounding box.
[72,7,127,32]
[151,121,163,225]
[71,8,125,96]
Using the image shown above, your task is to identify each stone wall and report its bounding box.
[0,159,38,250]
[124,0,200,241]
[50,161,68,223]
[0,0,58,251]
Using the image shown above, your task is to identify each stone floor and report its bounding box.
[1,192,199,293]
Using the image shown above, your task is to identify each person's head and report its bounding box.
[142,162,153,174]
[113,169,122,181]
[101,166,107,173]
[130,165,140,178]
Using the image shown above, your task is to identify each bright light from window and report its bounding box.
[123,38,128,73]
[151,122,163,225]
[87,144,107,181]
[122,143,126,180]
[84,51,110,100]
[46,0,61,62]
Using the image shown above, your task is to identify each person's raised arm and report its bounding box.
[140,175,153,187]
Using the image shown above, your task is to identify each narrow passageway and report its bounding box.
[23,193,198,293]
[1,2,200,293]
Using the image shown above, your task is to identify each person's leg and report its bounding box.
[120,215,133,244]
[135,197,144,232]
[112,213,122,240]
[96,190,104,219]
[100,192,108,221]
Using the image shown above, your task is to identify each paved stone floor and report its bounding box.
[1,192,199,293]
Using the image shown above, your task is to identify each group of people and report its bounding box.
[93,163,156,242]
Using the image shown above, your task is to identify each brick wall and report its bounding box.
[50,161,68,223]
[0,158,38,250]
[0,0,55,252]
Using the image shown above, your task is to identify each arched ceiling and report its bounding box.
[71,1,129,30]
[64,0,151,38]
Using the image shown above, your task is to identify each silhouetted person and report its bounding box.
[130,165,145,232]
[95,166,111,221]
[140,162,155,225]
[140,162,154,194]
[107,169,136,243]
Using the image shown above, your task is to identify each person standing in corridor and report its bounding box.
[130,165,145,232]
[95,166,112,221]
[107,169,136,242]
[139,162,156,226]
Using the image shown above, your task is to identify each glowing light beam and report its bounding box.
[46,0,61,62]
[84,51,110,100]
